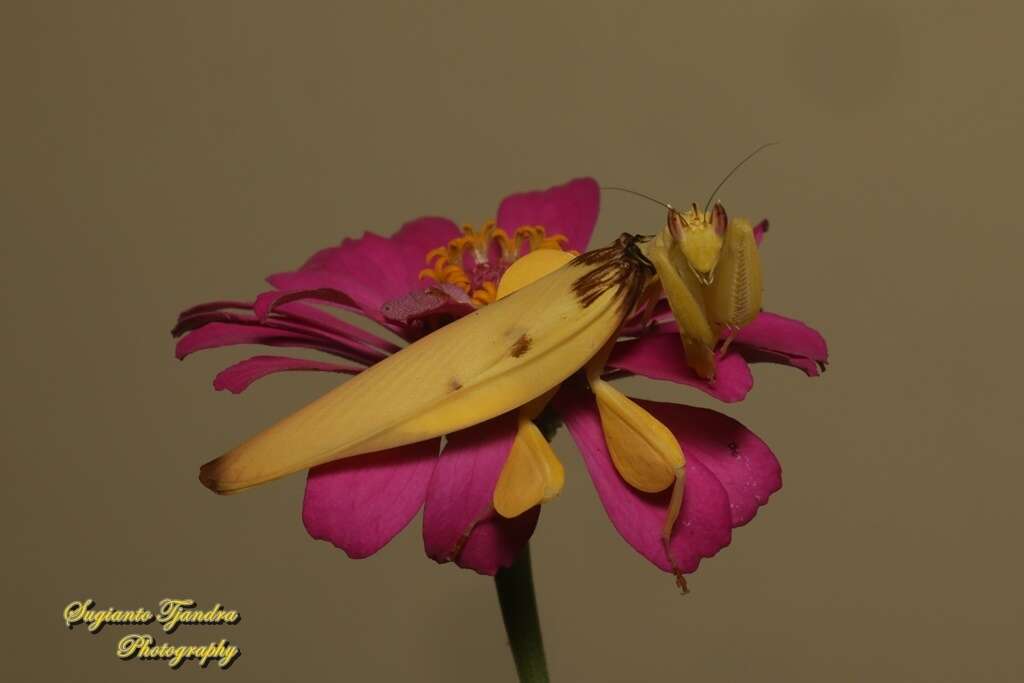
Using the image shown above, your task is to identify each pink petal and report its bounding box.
[176,322,339,359]
[735,311,828,359]
[557,390,732,574]
[496,178,600,252]
[268,217,461,323]
[264,270,408,339]
[303,439,440,559]
[252,287,358,319]
[254,294,401,353]
[607,334,753,403]
[734,312,829,374]
[422,415,537,575]
[173,297,392,364]
[173,303,258,336]
[213,355,361,394]
[452,507,540,576]
[391,216,464,255]
[174,321,383,365]
[738,348,823,377]
[176,299,251,322]
[639,399,781,528]
[268,237,410,323]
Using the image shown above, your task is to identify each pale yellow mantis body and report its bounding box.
[644,201,764,378]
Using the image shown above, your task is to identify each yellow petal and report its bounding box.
[201,235,654,494]
[496,249,576,299]
[493,418,565,518]
[493,389,564,518]
[589,377,683,493]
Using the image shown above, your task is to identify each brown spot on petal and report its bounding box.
[510,334,532,358]
[449,378,463,392]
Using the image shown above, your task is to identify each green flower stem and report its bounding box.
[494,543,550,682]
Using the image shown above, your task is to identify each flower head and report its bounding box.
[173,178,827,583]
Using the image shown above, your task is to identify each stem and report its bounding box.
[494,543,550,682]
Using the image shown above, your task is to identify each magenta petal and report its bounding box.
[454,506,540,576]
[254,295,401,353]
[253,288,358,319]
[173,303,257,336]
[269,236,411,323]
[639,399,780,527]
[176,299,251,323]
[176,322,336,359]
[268,217,460,324]
[422,414,535,575]
[266,269,359,299]
[557,390,732,574]
[302,439,440,559]
[174,321,382,366]
[213,355,361,394]
[735,311,828,360]
[734,312,829,373]
[607,335,753,403]
[391,216,463,255]
[496,177,600,252]
[738,348,823,376]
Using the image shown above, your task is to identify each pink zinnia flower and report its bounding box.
[173,178,827,582]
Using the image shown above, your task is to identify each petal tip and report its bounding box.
[198,454,248,495]
[198,459,228,494]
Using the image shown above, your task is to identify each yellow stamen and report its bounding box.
[421,220,570,306]
[471,281,498,306]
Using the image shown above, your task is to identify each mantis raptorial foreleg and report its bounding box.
[705,216,763,334]
[646,225,718,379]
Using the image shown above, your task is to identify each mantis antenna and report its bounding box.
[604,141,779,219]
[601,186,686,222]
[703,141,780,213]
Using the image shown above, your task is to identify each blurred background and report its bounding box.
[3,2,1021,681]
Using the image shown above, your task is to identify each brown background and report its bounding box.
[4,2,1021,681]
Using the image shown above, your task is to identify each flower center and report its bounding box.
[420,221,569,306]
